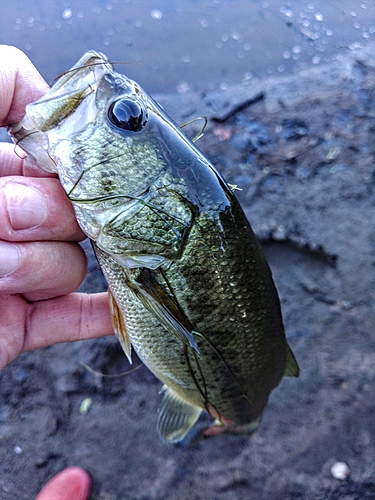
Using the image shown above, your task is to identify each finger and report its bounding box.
[35,467,92,500]
[0,143,24,177]
[0,239,88,301]
[0,176,85,242]
[0,142,57,178]
[0,292,113,371]
[0,45,49,126]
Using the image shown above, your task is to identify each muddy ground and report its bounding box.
[1,44,375,500]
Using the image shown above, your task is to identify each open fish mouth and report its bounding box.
[10,52,112,174]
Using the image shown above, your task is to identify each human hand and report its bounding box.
[0,45,113,371]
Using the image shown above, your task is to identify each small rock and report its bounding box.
[331,461,350,480]
[80,397,93,414]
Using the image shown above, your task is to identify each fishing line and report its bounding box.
[80,361,143,378]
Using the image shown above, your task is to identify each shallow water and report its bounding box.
[0,0,374,93]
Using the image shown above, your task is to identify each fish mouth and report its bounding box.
[50,51,112,96]
[13,51,111,134]
[9,51,113,173]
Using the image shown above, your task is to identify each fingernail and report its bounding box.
[0,241,21,278]
[5,182,47,230]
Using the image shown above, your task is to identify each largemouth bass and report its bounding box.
[10,52,299,442]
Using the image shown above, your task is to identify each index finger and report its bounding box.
[0,46,53,179]
[0,45,49,126]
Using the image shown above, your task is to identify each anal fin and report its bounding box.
[157,385,202,443]
[108,288,132,364]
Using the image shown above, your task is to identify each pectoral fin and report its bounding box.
[157,385,202,442]
[284,344,299,377]
[128,268,200,354]
[108,288,132,364]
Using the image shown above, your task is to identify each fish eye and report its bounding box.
[107,98,147,132]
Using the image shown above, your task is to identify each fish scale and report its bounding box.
[10,50,299,442]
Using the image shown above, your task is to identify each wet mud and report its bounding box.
[1,44,375,499]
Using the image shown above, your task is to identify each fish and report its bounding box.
[10,51,299,442]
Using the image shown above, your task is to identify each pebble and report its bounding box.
[331,462,350,480]
[80,397,93,414]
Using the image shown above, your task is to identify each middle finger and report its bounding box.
[0,176,85,242]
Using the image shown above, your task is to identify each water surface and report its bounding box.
[1,0,374,93]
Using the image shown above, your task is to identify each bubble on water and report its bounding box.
[361,2,367,8]
[292,45,301,54]
[62,8,72,20]
[176,81,192,94]
[215,41,223,49]
[237,51,245,59]
[280,7,294,22]
[312,55,320,64]
[303,19,310,27]
[277,65,285,73]
[92,6,101,14]
[231,31,241,41]
[151,9,163,20]
[77,11,84,18]
[350,11,358,17]
[362,32,370,39]
[221,33,229,42]
[283,50,291,59]
[220,82,228,90]
[106,3,113,11]
[24,43,32,50]
[349,41,363,50]
[326,29,333,36]
[199,17,208,28]
[353,22,361,30]
[14,446,22,454]
[312,31,321,40]
[55,21,62,29]
[244,43,251,51]
[14,18,22,24]
[182,55,191,63]
[314,12,323,21]
[135,20,142,28]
